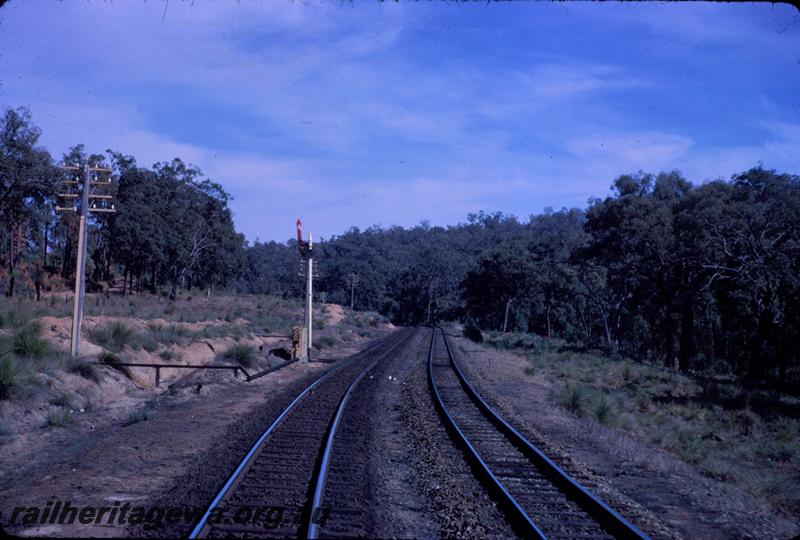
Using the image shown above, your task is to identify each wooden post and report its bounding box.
[69,166,90,358]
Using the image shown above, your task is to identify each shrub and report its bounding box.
[124,408,150,425]
[67,359,102,383]
[592,393,615,425]
[49,393,73,407]
[559,383,588,415]
[87,321,135,352]
[223,343,257,367]
[0,356,28,400]
[0,423,10,444]
[45,408,72,427]
[486,331,564,354]
[147,323,191,346]
[143,339,159,353]
[463,321,483,343]
[13,324,50,358]
[314,336,337,350]
[1,304,30,329]
[98,351,133,379]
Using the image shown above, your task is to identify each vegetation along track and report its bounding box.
[189,327,416,539]
[428,327,650,540]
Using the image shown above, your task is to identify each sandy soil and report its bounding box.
[321,303,346,326]
[449,334,800,540]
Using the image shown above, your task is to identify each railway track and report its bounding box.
[428,327,650,540]
[189,328,415,539]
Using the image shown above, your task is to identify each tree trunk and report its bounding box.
[170,272,178,301]
[546,304,552,339]
[678,302,694,371]
[663,296,676,368]
[602,313,613,351]
[576,302,590,345]
[6,234,16,298]
[502,298,515,333]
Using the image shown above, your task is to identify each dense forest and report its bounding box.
[3,106,799,384]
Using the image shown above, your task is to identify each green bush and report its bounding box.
[98,351,133,379]
[49,393,73,407]
[12,324,50,358]
[1,304,31,329]
[0,423,11,443]
[223,343,257,367]
[124,407,150,425]
[87,321,135,352]
[147,322,193,346]
[45,408,72,427]
[486,331,564,354]
[0,356,28,400]
[314,336,337,350]
[67,359,102,383]
[463,321,483,343]
[592,393,615,425]
[559,383,588,415]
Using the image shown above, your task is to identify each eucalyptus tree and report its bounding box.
[0,107,54,297]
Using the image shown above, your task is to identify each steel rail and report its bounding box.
[427,327,546,539]
[188,329,411,539]
[431,327,650,540]
[305,357,380,539]
[304,328,417,538]
[187,358,351,539]
[439,328,649,540]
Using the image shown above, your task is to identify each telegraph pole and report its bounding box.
[57,162,115,358]
[346,272,359,311]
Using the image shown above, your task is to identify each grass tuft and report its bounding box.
[124,407,150,425]
[559,383,588,415]
[592,393,615,425]
[0,356,29,400]
[86,321,135,352]
[313,336,337,350]
[98,351,133,379]
[223,343,257,367]
[1,304,31,329]
[67,359,102,383]
[45,408,72,428]
[13,324,50,358]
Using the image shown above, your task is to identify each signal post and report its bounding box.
[296,218,313,362]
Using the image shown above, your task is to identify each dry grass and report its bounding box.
[506,332,800,516]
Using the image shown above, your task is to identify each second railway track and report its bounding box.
[189,327,416,539]
[428,327,650,540]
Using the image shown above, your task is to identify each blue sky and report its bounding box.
[1,1,798,243]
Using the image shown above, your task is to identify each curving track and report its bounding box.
[428,327,650,540]
[189,328,415,539]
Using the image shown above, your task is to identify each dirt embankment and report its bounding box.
[0,297,395,537]
[0,324,394,538]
